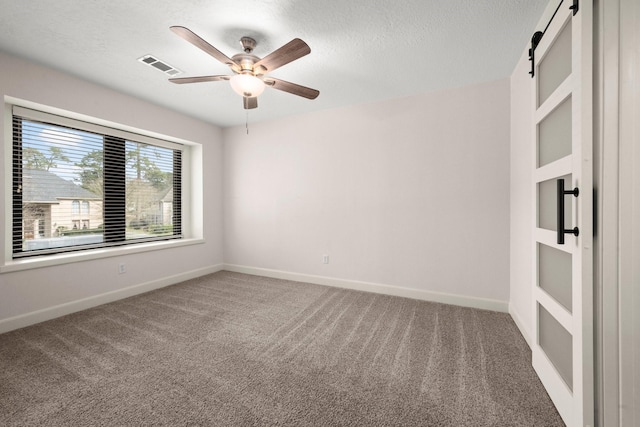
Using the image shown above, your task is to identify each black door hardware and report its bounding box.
[557,178,579,244]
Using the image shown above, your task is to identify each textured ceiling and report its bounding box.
[0,0,548,128]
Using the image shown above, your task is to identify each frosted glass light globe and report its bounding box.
[230,74,265,97]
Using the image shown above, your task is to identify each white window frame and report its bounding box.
[1,97,204,273]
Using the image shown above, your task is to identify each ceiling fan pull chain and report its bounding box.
[246,111,249,135]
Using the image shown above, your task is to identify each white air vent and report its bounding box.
[138,55,182,76]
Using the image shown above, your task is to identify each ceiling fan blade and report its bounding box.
[243,97,258,109]
[254,39,310,73]
[169,75,231,84]
[264,78,319,100]
[170,26,239,70]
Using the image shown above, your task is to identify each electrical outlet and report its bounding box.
[323,255,329,264]
[118,263,126,274]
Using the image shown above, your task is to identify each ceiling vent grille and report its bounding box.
[138,55,182,76]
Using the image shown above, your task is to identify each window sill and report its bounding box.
[0,238,205,274]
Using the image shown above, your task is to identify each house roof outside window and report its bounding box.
[22,168,100,203]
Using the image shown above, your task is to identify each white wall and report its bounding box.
[592,0,639,422]
[0,52,224,332]
[223,79,511,308]
[617,0,640,422]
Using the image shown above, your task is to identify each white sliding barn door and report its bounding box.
[532,1,593,426]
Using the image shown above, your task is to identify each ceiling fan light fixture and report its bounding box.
[230,74,265,97]
[169,27,318,109]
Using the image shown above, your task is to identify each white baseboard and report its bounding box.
[224,264,509,313]
[1,263,513,335]
[0,264,224,335]
[509,303,532,348]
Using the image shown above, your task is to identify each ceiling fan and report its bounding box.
[168,26,320,110]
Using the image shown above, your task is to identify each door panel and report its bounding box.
[539,243,573,311]
[538,18,573,106]
[531,1,593,426]
[539,303,574,390]
[538,173,572,231]
[538,97,573,167]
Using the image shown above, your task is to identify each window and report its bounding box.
[12,106,183,258]
[81,201,89,215]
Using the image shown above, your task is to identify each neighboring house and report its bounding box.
[21,168,102,239]
[126,181,174,228]
[158,186,173,226]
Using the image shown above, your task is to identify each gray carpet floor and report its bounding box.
[0,271,564,426]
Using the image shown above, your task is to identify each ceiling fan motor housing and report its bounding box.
[231,53,261,74]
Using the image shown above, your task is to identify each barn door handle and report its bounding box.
[557,179,579,244]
